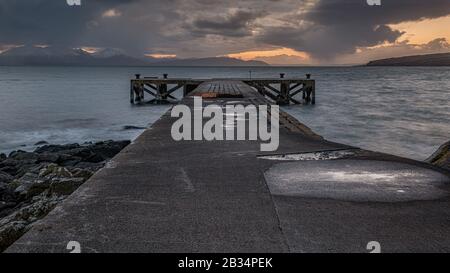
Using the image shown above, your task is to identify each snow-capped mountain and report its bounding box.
[91,48,127,58]
[0,46,147,66]
[0,46,269,66]
[1,45,89,57]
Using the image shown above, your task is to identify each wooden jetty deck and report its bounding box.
[7,79,450,253]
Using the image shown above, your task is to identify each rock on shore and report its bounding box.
[427,141,450,171]
[0,140,130,252]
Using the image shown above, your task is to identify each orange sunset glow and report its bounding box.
[224,16,450,65]
[224,48,309,61]
[389,15,450,44]
[145,54,178,59]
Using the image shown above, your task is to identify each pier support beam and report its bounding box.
[183,84,200,96]
[278,82,290,105]
[158,83,168,102]
[130,84,134,104]
[130,74,141,103]
[311,80,316,105]
[131,74,145,104]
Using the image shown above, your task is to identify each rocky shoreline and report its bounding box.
[0,140,130,252]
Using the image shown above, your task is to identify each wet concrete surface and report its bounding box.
[265,159,449,202]
[6,81,450,253]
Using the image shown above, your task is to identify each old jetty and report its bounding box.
[130,73,315,105]
[6,75,450,253]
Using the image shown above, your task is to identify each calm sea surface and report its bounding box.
[0,66,449,160]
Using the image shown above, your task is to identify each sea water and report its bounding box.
[0,66,448,160]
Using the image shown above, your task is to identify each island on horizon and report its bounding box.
[366,52,450,66]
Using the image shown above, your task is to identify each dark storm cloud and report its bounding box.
[0,0,188,56]
[306,0,450,25]
[258,0,450,58]
[191,10,262,37]
[0,0,449,60]
[0,0,139,45]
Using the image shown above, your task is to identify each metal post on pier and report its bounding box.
[130,83,134,104]
[159,74,169,101]
[302,74,310,102]
[278,73,290,105]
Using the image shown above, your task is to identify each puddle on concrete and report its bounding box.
[259,149,357,161]
[264,160,449,202]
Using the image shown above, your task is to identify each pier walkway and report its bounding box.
[7,80,450,253]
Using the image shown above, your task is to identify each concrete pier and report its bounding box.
[7,80,450,253]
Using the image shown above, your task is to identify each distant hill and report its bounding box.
[0,46,269,67]
[367,52,450,66]
[0,46,149,66]
[154,57,268,66]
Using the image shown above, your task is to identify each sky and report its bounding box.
[0,0,449,65]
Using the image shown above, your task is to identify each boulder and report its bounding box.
[0,172,13,184]
[56,154,82,167]
[37,152,60,163]
[13,164,86,197]
[49,177,86,196]
[60,159,82,168]
[427,141,450,171]
[0,158,20,168]
[0,182,7,193]
[71,168,94,180]
[68,147,95,159]
[14,163,43,179]
[8,150,23,158]
[0,201,16,217]
[74,161,104,172]
[0,173,12,196]
[10,164,74,199]
[34,141,49,146]
[123,125,146,130]
[91,140,130,159]
[12,173,49,199]
[8,151,38,162]
[10,195,62,222]
[0,154,6,161]
[85,153,106,163]
[34,143,80,154]
[0,159,21,176]
[0,167,17,176]
[0,195,63,252]
[38,164,72,178]
[0,221,28,252]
